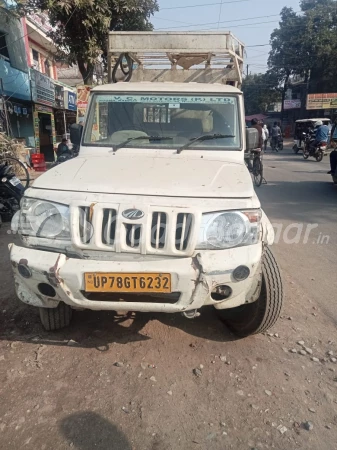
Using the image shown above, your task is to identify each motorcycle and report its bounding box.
[302,130,325,162]
[0,160,25,224]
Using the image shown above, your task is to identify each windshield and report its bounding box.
[83,93,241,151]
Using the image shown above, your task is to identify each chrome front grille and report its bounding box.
[125,224,142,249]
[72,204,195,255]
[151,212,167,249]
[175,213,193,251]
[102,209,117,245]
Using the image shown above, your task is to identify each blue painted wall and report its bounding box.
[0,59,31,101]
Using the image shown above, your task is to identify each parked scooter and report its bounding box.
[0,161,25,224]
[302,130,325,162]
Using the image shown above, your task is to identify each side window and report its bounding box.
[0,32,10,61]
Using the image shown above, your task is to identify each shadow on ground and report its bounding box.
[60,412,132,450]
[0,303,234,350]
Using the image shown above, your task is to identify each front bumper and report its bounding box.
[9,243,263,313]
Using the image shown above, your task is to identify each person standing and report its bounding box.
[271,122,281,152]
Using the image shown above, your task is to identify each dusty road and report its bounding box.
[0,148,336,450]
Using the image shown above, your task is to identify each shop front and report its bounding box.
[54,87,77,147]
[33,104,56,162]
[30,68,56,162]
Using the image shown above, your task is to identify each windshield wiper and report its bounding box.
[112,135,173,152]
[177,134,235,154]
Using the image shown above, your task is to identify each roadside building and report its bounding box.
[0,3,77,162]
[25,12,77,161]
[0,2,34,145]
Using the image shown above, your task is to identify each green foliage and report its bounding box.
[268,0,337,94]
[17,0,158,84]
[242,73,281,115]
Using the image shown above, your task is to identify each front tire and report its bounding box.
[218,247,283,337]
[39,303,72,331]
[303,149,310,159]
[253,158,263,187]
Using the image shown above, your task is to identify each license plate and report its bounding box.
[9,177,21,187]
[84,273,172,293]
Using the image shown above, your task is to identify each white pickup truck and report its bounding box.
[9,32,283,337]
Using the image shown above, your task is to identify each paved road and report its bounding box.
[258,147,337,325]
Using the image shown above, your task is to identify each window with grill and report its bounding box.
[0,33,9,61]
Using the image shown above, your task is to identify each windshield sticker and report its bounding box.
[96,95,235,105]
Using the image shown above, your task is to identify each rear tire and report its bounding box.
[39,303,72,331]
[293,145,299,154]
[315,151,323,162]
[218,247,283,337]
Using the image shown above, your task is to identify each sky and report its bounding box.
[152,0,301,73]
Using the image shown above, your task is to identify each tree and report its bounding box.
[267,1,337,119]
[300,0,337,93]
[242,73,281,115]
[17,0,159,84]
[267,7,310,120]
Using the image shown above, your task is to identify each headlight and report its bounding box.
[17,198,71,240]
[197,210,261,250]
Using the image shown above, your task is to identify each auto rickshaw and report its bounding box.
[293,118,331,154]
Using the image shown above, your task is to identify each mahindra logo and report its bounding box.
[122,209,144,220]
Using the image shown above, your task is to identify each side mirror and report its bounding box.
[70,123,83,146]
[246,128,259,150]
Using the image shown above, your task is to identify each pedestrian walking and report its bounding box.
[263,124,269,151]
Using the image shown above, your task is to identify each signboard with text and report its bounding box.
[30,68,55,107]
[68,91,77,111]
[55,85,64,109]
[284,99,301,110]
[307,93,337,110]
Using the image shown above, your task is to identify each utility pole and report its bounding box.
[300,69,311,120]
[246,64,249,77]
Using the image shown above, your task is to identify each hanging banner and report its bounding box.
[67,91,77,111]
[77,86,92,123]
[33,111,40,152]
[307,93,337,110]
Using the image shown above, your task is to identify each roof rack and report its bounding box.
[108,31,245,87]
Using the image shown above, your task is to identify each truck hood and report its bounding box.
[32,154,254,199]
